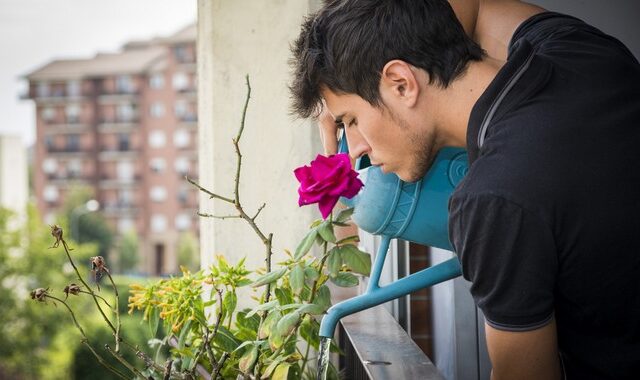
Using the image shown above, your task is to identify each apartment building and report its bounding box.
[25,24,198,275]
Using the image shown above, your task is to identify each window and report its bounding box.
[41,107,56,122]
[149,131,166,148]
[150,186,167,202]
[118,133,130,151]
[174,44,192,63]
[174,157,189,175]
[150,102,165,118]
[177,187,189,204]
[67,159,82,178]
[174,130,190,148]
[150,157,166,173]
[45,135,55,151]
[117,218,135,233]
[43,185,59,202]
[42,158,57,174]
[37,82,50,97]
[149,73,164,89]
[151,215,167,233]
[172,72,188,91]
[116,75,134,93]
[117,161,134,181]
[116,103,135,122]
[118,189,133,206]
[175,213,191,231]
[66,134,80,151]
[67,80,81,97]
[175,100,188,118]
[65,103,80,124]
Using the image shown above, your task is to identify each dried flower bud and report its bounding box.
[63,283,82,299]
[50,225,64,248]
[30,287,50,302]
[90,256,109,288]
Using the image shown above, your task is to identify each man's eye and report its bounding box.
[335,121,345,130]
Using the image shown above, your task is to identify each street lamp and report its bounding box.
[70,199,100,243]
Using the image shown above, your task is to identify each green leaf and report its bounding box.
[258,310,281,339]
[335,235,360,245]
[330,272,359,287]
[326,247,342,278]
[252,267,287,287]
[236,278,253,287]
[317,221,337,243]
[289,264,305,295]
[299,317,320,349]
[310,219,324,228]
[177,320,192,349]
[246,300,278,318]
[275,287,294,306]
[294,229,317,260]
[237,308,261,332]
[297,303,325,315]
[271,362,291,380]
[275,311,300,337]
[304,266,319,282]
[148,307,160,337]
[314,285,332,312]
[335,207,355,223]
[223,291,238,320]
[340,245,371,276]
[213,325,241,352]
[268,326,285,351]
[261,356,287,379]
[238,345,259,374]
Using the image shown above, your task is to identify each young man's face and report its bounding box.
[322,88,438,182]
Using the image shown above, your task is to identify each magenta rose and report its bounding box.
[294,153,363,219]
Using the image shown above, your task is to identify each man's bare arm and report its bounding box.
[485,316,562,380]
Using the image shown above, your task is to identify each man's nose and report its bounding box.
[345,127,370,160]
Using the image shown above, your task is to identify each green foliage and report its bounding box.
[62,185,114,259]
[177,231,200,273]
[129,211,369,379]
[117,230,139,274]
[0,205,96,378]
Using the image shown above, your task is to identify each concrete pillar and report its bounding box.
[197,0,322,303]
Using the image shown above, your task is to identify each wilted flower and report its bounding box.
[64,283,82,300]
[90,256,109,289]
[294,153,363,219]
[30,287,50,302]
[49,225,64,248]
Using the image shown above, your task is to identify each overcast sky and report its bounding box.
[0,0,197,147]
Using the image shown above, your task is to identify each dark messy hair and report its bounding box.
[289,0,484,118]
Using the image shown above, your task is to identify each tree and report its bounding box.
[177,231,199,272]
[61,186,114,260]
[117,230,139,274]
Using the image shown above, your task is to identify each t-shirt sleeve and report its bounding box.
[449,192,557,331]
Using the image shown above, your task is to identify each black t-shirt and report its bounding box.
[449,12,640,379]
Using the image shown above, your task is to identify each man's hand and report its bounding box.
[486,317,562,380]
[317,106,339,155]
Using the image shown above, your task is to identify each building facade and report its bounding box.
[25,25,198,275]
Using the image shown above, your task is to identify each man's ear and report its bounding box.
[380,60,420,108]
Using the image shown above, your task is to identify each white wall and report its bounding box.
[0,134,28,217]
[197,0,322,306]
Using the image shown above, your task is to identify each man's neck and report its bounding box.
[428,57,504,148]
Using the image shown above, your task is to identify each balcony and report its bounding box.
[45,146,91,157]
[43,123,90,134]
[98,174,140,189]
[97,91,139,104]
[101,201,138,216]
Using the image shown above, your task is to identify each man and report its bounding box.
[289,1,640,379]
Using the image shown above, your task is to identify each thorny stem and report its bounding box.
[105,344,148,379]
[78,289,112,308]
[46,295,127,380]
[60,239,117,335]
[212,352,229,380]
[105,271,121,352]
[164,359,174,380]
